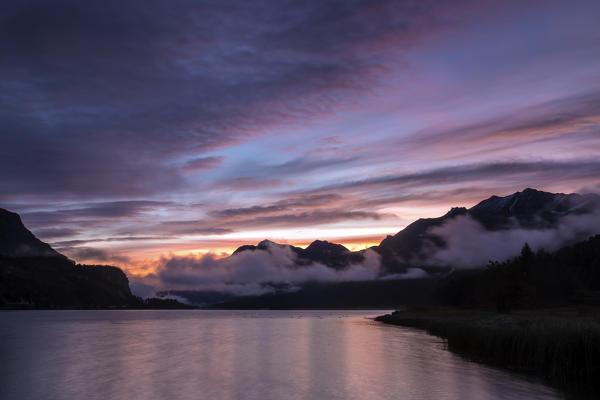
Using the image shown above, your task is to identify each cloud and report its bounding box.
[3,0,599,269]
[181,156,224,174]
[212,178,284,191]
[406,91,600,156]
[236,209,395,228]
[33,227,80,239]
[133,241,389,297]
[210,154,362,193]
[51,236,169,247]
[21,201,172,228]
[61,246,131,264]
[152,222,234,236]
[159,208,395,236]
[128,275,159,299]
[251,155,359,178]
[0,0,451,200]
[422,210,600,268]
[151,193,390,236]
[209,194,341,219]
[303,160,600,196]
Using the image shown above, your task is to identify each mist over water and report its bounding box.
[0,311,564,400]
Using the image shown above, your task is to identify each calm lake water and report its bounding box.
[0,310,564,400]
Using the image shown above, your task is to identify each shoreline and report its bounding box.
[375,309,600,396]
[0,306,391,311]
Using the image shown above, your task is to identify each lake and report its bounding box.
[0,310,563,400]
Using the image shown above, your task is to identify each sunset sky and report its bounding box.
[2,0,600,275]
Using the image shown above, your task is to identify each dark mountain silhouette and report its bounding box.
[208,234,600,310]
[375,207,468,272]
[468,188,599,229]
[231,189,600,274]
[0,255,135,307]
[0,208,63,258]
[233,238,365,269]
[3,188,599,308]
[302,240,364,269]
[173,188,600,307]
[233,239,304,257]
[374,188,600,272]
[0,208,190,308]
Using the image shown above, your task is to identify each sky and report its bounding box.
[2,0,600,276]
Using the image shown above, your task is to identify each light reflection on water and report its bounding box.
[0,310,562,400]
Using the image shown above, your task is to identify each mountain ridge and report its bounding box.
[0,208,190,308]
[2,188,599,307]
[231,188,600,273]
[0,208,64,258]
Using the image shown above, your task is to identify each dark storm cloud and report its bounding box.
[0,0,449,199]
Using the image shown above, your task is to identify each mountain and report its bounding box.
[468,188,599,229]
[302,240,364,269]
[233,239,304,257]
[228,189,600,276]
[202,233,600,309]
[231,189,600,275]
[0,255,135,307]
[0,208,63,257]
[0,208,189,308]
[4,188,598,308]
[375,207,468,272]
[374,188,600,272]
[233,238,365,269]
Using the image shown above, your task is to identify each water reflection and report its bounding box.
[0,310,563,400]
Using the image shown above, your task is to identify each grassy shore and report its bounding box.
[376,309,600,393]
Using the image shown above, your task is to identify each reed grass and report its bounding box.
[376,310,600,391]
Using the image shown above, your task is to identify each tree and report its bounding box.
[520,242,534,264]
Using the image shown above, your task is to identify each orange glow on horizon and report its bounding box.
[81,234,389,276]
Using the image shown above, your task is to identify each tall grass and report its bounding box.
[376,311,600,391]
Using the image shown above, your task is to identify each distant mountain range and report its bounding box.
[232,238,365,270]
[230,188,600,273]
[1,188,599,308]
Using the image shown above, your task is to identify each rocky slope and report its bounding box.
[0,208,62,257]
[0,207,161,307]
